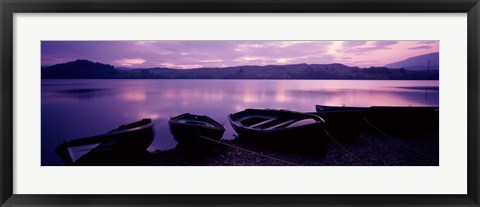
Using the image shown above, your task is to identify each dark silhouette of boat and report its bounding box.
[314,105,365,143]
[55,119,154,165]
[315,105,439,133]
[228,109,327,155]
[168,113,225,151]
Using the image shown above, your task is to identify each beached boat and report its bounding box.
[314,105,365,142]
[315,105,366,112]
[229,109,327,154]
[169,113,225,150]
[55,119,154,165]
[315,105,439,133]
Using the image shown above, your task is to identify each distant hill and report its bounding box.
[42,59,119,79]
[41,59,438,80]
[385,52,439,71]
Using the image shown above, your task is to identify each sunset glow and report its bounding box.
[115,58,146,66]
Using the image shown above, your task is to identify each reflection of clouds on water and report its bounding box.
[234,104,245,112]
[54,88,114,100]
[201,90,224,101]
[275,90,290,103]
[158,89,225,101]
[315,90,438,107]
[286,86,439,107]
[241,90,260,103]
[119,90,146,102]
[137,111,161,120]
[160,90,176,99]
[394,86,439,91]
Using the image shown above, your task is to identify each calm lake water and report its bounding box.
[41,79,439,165]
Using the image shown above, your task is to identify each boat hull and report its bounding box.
[366,106,439,133]
[55,119,154,165]
[229,109,327,155]
[169,123,225,149]
[168,113,225,152]
[315,105,439,134]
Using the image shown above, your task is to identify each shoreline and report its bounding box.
[139,130,439,166]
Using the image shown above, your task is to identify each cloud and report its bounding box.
[353,60,377,64]
[160,62,203,69]
[373,41,398,47]
[238,56,260,61]
[342,41,367,47]
[236,43,265,49]
[115,58,146,66]
[341,41,398,54]
[134,41,158,46]
[409,46,433,50]
[272,41,315,48]
[347,46,390,53]
[199,59,223,63]
[417,41,437,44]
[275,58,293,63]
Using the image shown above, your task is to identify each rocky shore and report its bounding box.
[140,129,439,166]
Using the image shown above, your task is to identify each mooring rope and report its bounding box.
[323,129,373,166]
[362,118,431,159]
[198,135,300,166]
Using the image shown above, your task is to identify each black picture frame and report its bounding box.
[1,0,479,206]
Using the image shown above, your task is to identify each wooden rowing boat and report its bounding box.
[169,113,225,151]
[55,119,154,165]
[229,109,327,155]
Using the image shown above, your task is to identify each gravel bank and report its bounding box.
[141,129,439,166]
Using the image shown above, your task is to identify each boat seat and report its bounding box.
[183,120,215,127]
[248,118,276,128]
[287,118,317,128]
[265,119,297,130]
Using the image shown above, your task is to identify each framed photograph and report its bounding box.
[1,0,479,206]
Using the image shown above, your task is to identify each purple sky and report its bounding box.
[41,40,439,69]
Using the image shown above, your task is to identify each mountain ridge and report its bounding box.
[385,52,439,71]
[41,59,439,80]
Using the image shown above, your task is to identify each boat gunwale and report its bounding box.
[228,109,325,133]
[168,121,226,131]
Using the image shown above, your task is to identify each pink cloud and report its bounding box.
[409,46,433,50]
[115,58,146,66]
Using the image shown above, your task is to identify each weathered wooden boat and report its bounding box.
[55,119,154,165]
[315,105,439,133]
[314,105,365,143]
[229,109,327,155]
[168,113,225,150]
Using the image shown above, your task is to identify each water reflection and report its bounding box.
[394,86,439,91]
[137,111,161,120]
[119,90,147,102]
[55,88,114,100]
[289,89,438,107]
[42,79,439,165]
[275,90,290,103]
